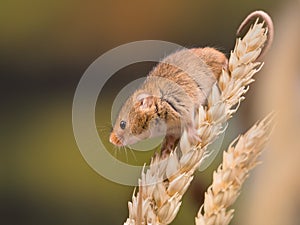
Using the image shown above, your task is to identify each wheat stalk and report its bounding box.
[124,19,269,225]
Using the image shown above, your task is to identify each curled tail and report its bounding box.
[237,10,274,59]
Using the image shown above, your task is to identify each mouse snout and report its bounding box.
[109,132,123,146]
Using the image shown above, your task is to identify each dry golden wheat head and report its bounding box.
[195,114,274,225]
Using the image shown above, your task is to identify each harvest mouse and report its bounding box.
[109,10,273,156]
[110,47,227,155]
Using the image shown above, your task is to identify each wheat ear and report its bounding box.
[124,19,268,225]
[195,114,274,225]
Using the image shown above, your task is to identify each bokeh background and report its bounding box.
[1,1,299,225]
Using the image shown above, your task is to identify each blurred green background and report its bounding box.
[1,1,287,224]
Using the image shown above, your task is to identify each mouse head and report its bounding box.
[109,92,166,147]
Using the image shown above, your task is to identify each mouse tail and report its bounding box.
[237,10,274,60]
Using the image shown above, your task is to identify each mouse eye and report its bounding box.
[120,120,126,130]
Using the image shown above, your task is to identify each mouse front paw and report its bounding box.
[160,135,179,157]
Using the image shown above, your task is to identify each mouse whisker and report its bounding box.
[128,147,138,163]
[123,146,129,163]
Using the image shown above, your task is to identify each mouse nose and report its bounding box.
[109,132,123,146]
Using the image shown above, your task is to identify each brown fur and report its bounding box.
[190,47,228,79]
[110,47,228,152]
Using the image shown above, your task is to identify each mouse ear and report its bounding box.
[136,93,154,110]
